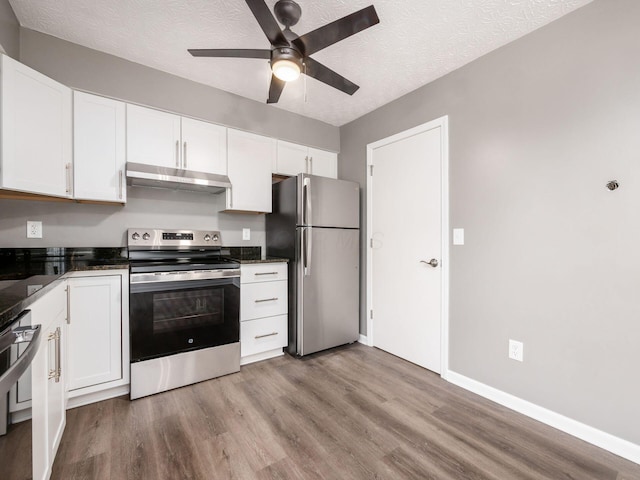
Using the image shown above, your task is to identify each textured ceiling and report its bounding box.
[9,0,592,126]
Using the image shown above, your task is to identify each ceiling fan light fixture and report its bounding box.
[272,58,301,82]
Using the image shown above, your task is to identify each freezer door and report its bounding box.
[297,174,359,228]
[297,227,359,356]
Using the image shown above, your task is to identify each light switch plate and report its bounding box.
[242,228,250,241]
[453,228,464,245]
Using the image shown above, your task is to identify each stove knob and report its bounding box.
[204,234,211,242]
[142,232,150,240]
[131,232,140,240]
[212,234,219,242]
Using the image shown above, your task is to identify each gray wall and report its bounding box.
[0,27,339,248]
[19,29,339,151]
[0,187,264,247]
[0,0,19,59]
[340,0,640,446]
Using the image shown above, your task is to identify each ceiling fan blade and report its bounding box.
[245,0,288,47]
[303,57,359,95]
[292,5,379,56]
[188,49,271,59]
[267,75,286,104]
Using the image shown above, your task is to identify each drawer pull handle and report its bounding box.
[255,297,278,303]
[255,332,278,339]
[255,272,278,276]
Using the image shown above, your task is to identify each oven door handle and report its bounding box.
[130,276,239,294]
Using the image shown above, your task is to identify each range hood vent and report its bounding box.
[126,162,231,194]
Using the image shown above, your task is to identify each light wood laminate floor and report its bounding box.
[4,343,640,479]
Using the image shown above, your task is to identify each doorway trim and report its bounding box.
[365,115,450,378]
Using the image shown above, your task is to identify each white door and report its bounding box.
[368,118,447,373]
[181,117,227,175]
[126,103,181,168]
[73,92,126,202]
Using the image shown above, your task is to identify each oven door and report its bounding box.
[129,275,239,362]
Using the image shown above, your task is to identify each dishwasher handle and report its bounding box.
[0,323,42,397]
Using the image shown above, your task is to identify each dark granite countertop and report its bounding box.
[0,248,129,331]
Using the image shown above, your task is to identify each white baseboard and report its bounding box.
[358,334,369,346]
[67,384,130,410]
[446,370,640,465]
[240,348,284,366]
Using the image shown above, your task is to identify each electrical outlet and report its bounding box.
[509,339,524,362]
[242,228,250,241]
[27,221,43,239]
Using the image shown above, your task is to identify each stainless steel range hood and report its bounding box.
[126,162,231,194]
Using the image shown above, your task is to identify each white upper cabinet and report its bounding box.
[275,140,310,176]
[181,116,227,175]
[274,140,337,179]
[73,92,126,202]
[126,104,181,169]
[226,129,275,213]
[309,147,338,178]
[126,103,227,175]
[0,54,73,197]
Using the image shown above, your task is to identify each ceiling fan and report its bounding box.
[188,0,380,104]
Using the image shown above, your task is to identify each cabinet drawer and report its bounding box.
[241,263,287,284]
[241,315,287,357]
[241,280,287,321]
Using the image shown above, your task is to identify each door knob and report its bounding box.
[421,259,439,268]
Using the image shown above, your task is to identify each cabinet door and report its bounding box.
[1,54,72,197]
[275,140,309,176]
[126,103,181,168]
[73,92,126,202]
[309,147,338,179]
[30,282,67,480]
[181,117,227,175]
[226,129,274,212]
[67,276,122,391]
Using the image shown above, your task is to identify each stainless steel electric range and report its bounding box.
[127,228,240,400]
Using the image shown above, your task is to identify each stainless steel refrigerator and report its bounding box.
[266,174,360,356]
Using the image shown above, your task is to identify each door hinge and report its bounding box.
[369,165,374,176]
[370,238,373,248]
[370,309,373,319]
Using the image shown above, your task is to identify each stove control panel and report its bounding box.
[127,229,223,248]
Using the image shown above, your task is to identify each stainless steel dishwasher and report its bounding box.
[0,310,41,435]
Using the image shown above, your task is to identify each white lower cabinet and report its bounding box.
[66,271,129,406]
[29,281,67,480]
[240,263,288,365]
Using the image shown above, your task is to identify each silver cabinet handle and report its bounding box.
[118,170,123,200]
[255,272,278,276]
[304,155,309,174]
[175,140,180,168]
[183,141,187,169]
[421,259,439,268]
[65,163,72,194]
[48,327,61,383]
[309,156,313,174]
[66,285,71,324]
[255,332,278,339]
[255,297,278,303]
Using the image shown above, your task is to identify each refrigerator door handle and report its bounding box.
[303,227,312,276]
[303,176,312,226]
